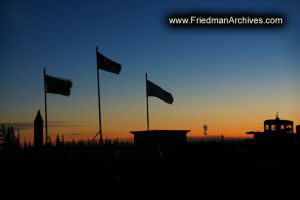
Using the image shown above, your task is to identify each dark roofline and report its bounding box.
[130,130,191,134]
[264,119,293,124]
[246,131,261,134]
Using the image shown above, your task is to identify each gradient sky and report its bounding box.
[1,0,299,143]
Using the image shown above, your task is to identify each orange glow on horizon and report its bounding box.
[17,114,300,145]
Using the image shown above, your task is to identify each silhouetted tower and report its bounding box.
[34,110,43,148]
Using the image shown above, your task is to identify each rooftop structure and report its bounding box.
[247,113,299,144]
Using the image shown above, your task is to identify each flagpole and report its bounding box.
[146,73,149,131]
[96,47,103,145]
[44,68,48,145]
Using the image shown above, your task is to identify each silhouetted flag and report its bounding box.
[96,47,121,74]
[45,74,72,96]
[147,80,173,104]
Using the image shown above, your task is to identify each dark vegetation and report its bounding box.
[1,124,299,199]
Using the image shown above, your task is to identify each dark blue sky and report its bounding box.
[1,0,299,140]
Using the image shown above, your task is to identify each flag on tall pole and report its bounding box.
[97,47,121,74]
[45,74,72,96]
[95,47,121,145]
[44,68,72,144]
[145,73,174,131]
[147,78,173,104]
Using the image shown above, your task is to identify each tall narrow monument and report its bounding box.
[34,110,43,147]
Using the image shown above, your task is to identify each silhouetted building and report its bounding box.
[130,130,190,145]
[297,125,300,135]
[34,110,43,147]
[264,113,294,134]
[247,113,299,144]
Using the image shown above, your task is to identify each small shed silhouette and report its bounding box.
[34,110,43,147]
[130,130,190,145]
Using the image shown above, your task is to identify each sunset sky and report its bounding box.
[1,0,299,144]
